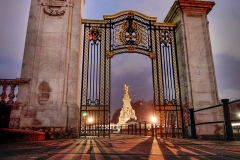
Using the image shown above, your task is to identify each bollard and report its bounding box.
[132,124,134,135]
[128,125,129,134]
[120,126,122,134]
[139,122,141,136]
[189,108,197,139]
[135,123,137,135]
[222,99,235,141]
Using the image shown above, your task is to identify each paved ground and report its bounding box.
[1,135,240,160]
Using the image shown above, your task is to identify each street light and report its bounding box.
[150,116,157,137]
[88,117,93,123]
[82,112,87,117]
[151,116,157,123]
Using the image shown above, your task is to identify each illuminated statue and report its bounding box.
[118,84,137,125]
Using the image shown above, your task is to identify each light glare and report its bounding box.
[151,116,157,123]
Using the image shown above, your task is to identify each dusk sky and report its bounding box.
[0,0,240,116]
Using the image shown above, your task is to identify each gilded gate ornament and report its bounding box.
[149,52,156,59]
[128,45,135,52]
[160,29,171,45]
[89,26,101,43]
[119,12,142,45]
[106,51,114,58]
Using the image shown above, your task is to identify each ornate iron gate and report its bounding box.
[80,11,183,137]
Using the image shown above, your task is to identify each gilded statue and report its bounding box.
[124,84,129,95]
[124,84,130,98]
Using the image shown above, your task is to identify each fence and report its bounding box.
[189,99,240,141]
[110,121,178,138]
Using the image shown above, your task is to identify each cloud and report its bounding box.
[111,53,151,78]
[0,0,30,63]
[84,0,175,21]
[219,89,240,101]
[208,0,240,60]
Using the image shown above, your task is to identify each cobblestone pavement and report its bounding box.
[1,135,240,160]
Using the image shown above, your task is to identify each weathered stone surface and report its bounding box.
[165,1,220,137]
[10,0,84,137]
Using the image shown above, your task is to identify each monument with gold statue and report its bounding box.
[117,84,137,125]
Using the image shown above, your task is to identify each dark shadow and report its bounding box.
[0,103,12,128]
[156,138,181,159]
[126,137,154,159]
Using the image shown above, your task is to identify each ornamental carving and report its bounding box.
[43,7,66,16]
[42,0,67,16]
[119,12,142,45]
[149,52,156,59]
[106,51,114,58]
[38,81,51,105]
[128,45,135,52]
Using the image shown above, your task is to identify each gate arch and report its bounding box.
[80,10,183,137]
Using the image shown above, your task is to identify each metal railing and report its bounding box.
[189,99,240,141]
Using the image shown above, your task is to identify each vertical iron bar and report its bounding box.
[139,122,141,136]
[144,121,147,136]
[171,114,176,138]
[93,43,96,101]
[89,43,93,101]
[132,124,134,135]
[167,45,173,101]
[151,123,154,137]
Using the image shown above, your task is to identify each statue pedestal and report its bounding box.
[117,97,137,125]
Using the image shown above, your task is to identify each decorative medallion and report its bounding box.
[128,45,135,52]
[106,51,114,58]
[119,12,142,45]
[38,81,51,105]
[89,26,101,43]
[43,7,66,16]
[149,52,156,59]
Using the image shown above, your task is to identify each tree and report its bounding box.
[111,108,121,124]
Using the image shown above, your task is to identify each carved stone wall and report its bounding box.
[10,0,85,137]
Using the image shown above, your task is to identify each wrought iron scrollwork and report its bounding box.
[164,99,176,105]
[86,99,100,106]
[80,10,182,137]
[110,11,152,53]
[160,29,172,46]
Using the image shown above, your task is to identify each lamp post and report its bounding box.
[82,112,87,137]
[151,116,157,137]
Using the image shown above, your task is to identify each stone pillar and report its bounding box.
[165,1,222,138]
[10,0,85,137]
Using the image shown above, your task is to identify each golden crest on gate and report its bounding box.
[89,26,101,42]
[119,12,142,45]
